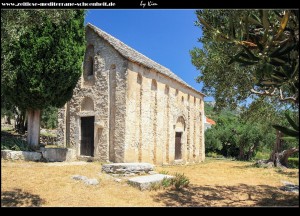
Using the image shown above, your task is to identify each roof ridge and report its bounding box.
[86,23,204,96]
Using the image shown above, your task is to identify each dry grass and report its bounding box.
[1,158,298,207]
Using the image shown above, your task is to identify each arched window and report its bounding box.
[137,73,142,84]
[165,85,169,94]
[151,79,157,91]
[87,56,94,76]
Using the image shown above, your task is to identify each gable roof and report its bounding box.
[86,23,204,96]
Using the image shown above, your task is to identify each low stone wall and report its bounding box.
[1,150,41,161]
[1,148,76,162]
[40,135,57,145]
[40,148,76,162]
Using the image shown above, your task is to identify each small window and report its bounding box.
[137,73,142,84]
[194,97,196,106]
[181,96,184,103]
[175,89,178,96]
[151,79,157,91]
[87,56,94,76]
[165,85,169,94]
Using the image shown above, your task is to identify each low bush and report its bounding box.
[170,173,190,190]
[1,137,31,151]
[150,172,190,191]
[288,158,299,169]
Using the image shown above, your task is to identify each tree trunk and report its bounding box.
[267,130,298,167]
[27,109,41,150]
[279,147,299,167]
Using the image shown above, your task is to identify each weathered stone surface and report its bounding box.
[114,178,122,183]
[57,24,206,165]
[149,171,158,175]
[102,163,154,174]
[41,148,76,162]
[255,160,274,168]
[72,175,88,181]
[128,174,173,191]
[280,181,299,193]
[1,150,41,161]
[84,178,99,185]
[72,175,99,185]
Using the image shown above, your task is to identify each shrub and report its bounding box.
[206,152,217,158]
[170,173,190,190]
[288,158,299,169]
[161,177,172,188]
[149,173,190,191]
[1,137,31,151]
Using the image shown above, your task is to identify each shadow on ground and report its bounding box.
[1,188,45,207]
[152,184,299,207]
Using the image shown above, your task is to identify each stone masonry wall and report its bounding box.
[124,62,205,165]
[57,28,127,161]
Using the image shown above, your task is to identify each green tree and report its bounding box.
[191,10,298,107]
[1,10,85,149]
[193,9,299,167]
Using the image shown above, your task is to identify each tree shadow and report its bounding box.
[152,184,299,207]
[1,189,45,207]
[276,169,299,178]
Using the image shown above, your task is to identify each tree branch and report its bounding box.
[250,88,297,103]
[250,88,276,96]
[279,89,297,102]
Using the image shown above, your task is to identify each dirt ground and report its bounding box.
[1,158,298,207]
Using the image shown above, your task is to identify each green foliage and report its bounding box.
[170,173,190,190]
[149,173,190,191]
[161,177,172,188]
[254,151,270,160]
[206,152,224,158]
[192,10,298,108]
[288,158,299,169]
[273,112,299,139]
[2,10,86,110]
[1,136,31,151]
[41,106,58,129]
[204,102,276,160]
[191,10,256,110]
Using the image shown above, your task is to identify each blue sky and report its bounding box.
[85,10,214,102]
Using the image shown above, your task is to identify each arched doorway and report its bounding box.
[80,97,95,156]
[175,116,185,160]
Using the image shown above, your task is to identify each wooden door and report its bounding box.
[175,132,182,160]
[81,116,94,156]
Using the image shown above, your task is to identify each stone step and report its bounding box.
[102,163,154,174]
[128,174,173,190]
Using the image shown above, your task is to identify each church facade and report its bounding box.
[56,23,205,165]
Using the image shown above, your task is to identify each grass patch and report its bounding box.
[254,151,270,160]
[206,152,224,159]
[40,132,56,138]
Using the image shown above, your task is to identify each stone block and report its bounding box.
[128,174,173,191]
[102,163,154,174]
[1,150,41,161]
[41,148,76,162]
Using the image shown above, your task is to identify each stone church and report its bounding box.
[57,23,205,165]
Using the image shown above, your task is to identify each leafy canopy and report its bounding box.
[1,10,86,110]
